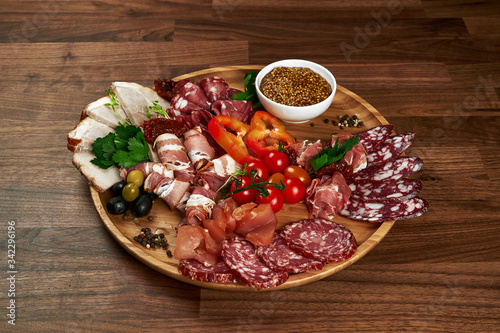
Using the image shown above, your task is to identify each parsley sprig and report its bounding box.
[91,124,150,169]
[309,136,360,171]
[146,100,170,119]
[104,89,130,126]
[231,71,262,110]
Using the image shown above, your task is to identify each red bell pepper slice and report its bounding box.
[208,115,256,165]
[246,111,295,158]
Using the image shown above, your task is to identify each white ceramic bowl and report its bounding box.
[255,59,336,124]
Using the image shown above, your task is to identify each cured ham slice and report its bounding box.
[174,81,211,111]
[183,126,216,170]
[185,187,216,226]
[111,82,170,127]
[174,225,218,267]
[200,77,230,103]
[72,151,122,193]
[80,96,128,129]
[197,154,241,191]
[170,94,204,114]
[305,173,351,220]
[154,178,191,211]
[211,100,253,123]
[294,140,323,172]
[331,133,367,173]
[67,117,115,152]
[154,133,195,180]
[143,172,170,192]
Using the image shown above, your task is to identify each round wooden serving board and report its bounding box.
[91,66,395,291]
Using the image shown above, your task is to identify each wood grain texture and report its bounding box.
[0,0,499,331]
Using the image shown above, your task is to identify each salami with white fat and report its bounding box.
[356,125,394,153]
[222,237,288,289]
[339,196,429,223]
[178,259,237,284]
[256,232,324,274]
[366,133,415,166]
[280,219,357,263]
[350,156,423,182]
[348,178,422,202]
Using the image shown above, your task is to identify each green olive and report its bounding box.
[122,183,140,202]
[127,170,145,188]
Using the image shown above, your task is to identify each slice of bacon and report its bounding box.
[197,154,241,192]
[183,126,216,170]
[153,178,191,211]
[305,172,351,220]
[154,133,195,179]
[120,162,173,181]
[185,186,216,226]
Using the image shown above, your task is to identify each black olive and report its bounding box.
[107,196,128,215]
[112,181,126,197]
[131,194,153,217]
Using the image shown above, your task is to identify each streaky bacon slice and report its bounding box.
[185,186,216,226]
[183,126,216,170]
[305,172,351,220]
[120,162,173,182]
[154,133,195,177]
[154,178,191,211]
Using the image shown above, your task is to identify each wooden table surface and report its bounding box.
[1,1,499,332]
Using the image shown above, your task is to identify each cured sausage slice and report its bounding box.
[348,178,422,202]
[280,219,357,263]
[222,237,288,289]
[350,156,423,182]
[366,133,415,166]
[356,125,394,153]
[339,196,429,223]
[178,259,237,284]
[256,232,324,274]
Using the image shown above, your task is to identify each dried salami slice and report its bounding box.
[348,178,422,202]
[350,156,423,182]
[280,219,357,264]
[366,133,415,166]
[356,125,394,153]
[222,237,289,289]
[256,232,324,274]
[339,196,429,223]
[178,259,237,284]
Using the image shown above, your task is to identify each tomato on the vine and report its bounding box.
[255,187,284,213]
[230,176,257,205]
[267,172,286,186]
[284,165,312,187]
[246,160,269,181]
[283,177,306,204]
[263,150,289,174]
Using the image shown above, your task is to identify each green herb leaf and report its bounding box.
[309,136,360,171]
[146,100,170,119]
[231,71,262,110]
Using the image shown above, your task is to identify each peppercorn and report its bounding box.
[323,118,329,124]
[310,123,315,127]
[166,250,172,257]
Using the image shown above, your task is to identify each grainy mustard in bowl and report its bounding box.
[256,59,336,124]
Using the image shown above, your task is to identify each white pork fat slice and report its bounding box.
[67,117,115,152]
[82,96,128,129]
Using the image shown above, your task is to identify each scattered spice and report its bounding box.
[335,114,363,129]
[310,123,315,127]
[260,67,332,106]
[166,250,173,257]
[323,118,329,124]
[133,227,169,249]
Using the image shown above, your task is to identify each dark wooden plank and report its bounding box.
[422,0,500,18]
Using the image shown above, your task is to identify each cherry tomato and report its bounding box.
[246,160,269,181]
[263,150,289,174]
[284,165,312,187]
[283,177,306,204]
[255,187,284,213]
[267,172,285,186]
[230,176,257,205]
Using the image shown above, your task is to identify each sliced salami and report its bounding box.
[178,259,237,284]
[339,196,429,223]
[256,232,324,274]
[222,237,289,289]
[366,133,415,166]
[356,125,394,153]
[350,156,423,182]
[348,178,422,202]
[280,219,357,264]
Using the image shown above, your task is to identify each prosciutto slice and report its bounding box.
[305,173,351,220]
[183,126,216,170]
[331,133,367,174]
[295,140,323,172]
[211,100,253,123]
